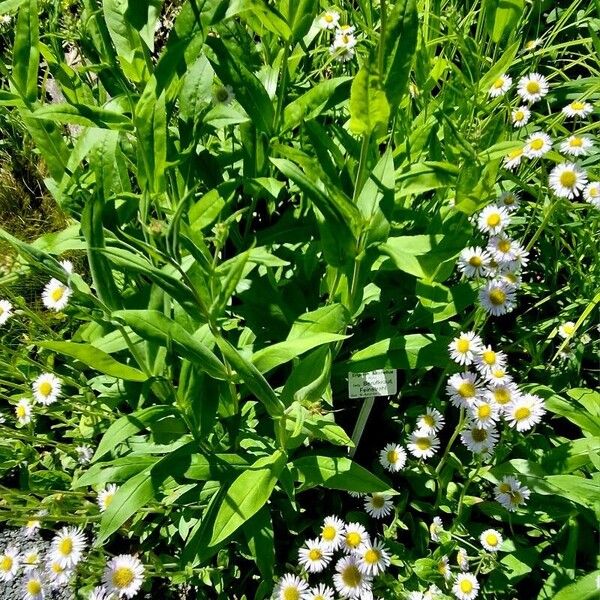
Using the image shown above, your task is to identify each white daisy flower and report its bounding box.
[337,24,356,34]
[549,163,588,199]
[486,235,521,265]
[479,279,517,316]
[379,443,407,472]
[0,299,13,325]
[363,493,394,519]
[407,593,425,600]
[50,526,86,569]
[474,345,507,375]
[32,373,62,406]
[42,278,72,311]
[298,538,332,573]
[460,423,499,456]
[469,398,500,429]
[517,73,549,103]
[477,205,511,235]
[21,548,41,571]
[583,182,600,208]
[488,75,512,97]
[407,431,440,459]
[342,522,369,553]
[480,529,503,552]
[446,372,482,408]
[494,475,530,511]
[456,548,469,571]
[448,331,483,365]
[452,572,479,600]
[429,516,443,542]
[562,100,593,118]
[504,244,529,272]
[416,407,445,435]
[103,554,145,599]
[329,44,355,62]
[503,146,525,170]
[355,538,390,576]
[76,445,94,465]
[558,321,576,339]
[436,556,451,580]
[560,135,594,157]
[307,583,335,600]
[484,367,513,386]
[89,586,116,600]
[486,383,520,411]
[523,132,552,158]
[59,259,74,274]
[505,393,546,432]
[511,105,531,128]
[330,30,357,63]
[23,572,45,600]
[333,555,373,599]
[15,398,33,425]
[212,84,235,106]
[320,515,345,551]
[497,190,521,211]
[98,484,118,512]
[23,516,43,538]
[318,10,340,30]
[0,546,20,581]
[457,247,492,279]
[46,560,72,588]
[347,490,363,499]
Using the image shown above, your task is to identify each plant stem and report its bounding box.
[349,396,375,457]
[435,408,466,476]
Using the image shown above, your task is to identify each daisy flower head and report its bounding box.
[452,572,479,600]
[47,560,72,588]
[333,554,373,599]
[449,331,483,366]
[503,146,525,170]
[457,247,491,279]
[42,278,72,311]
[298,538,332,573]
[583,182,600,208]
[494,475,531,511]
[23,572,45,600]
[98,484,118,513]
[307,584,335,600]
[524,38,542,51]
[497,190,521,211]
[364,493,394,519]
[379,443,407,472]
[480,529,503,552]
[485,366,513,386]
[212,84,235,106]
[318,9,340,30]
[517,73,549,103]
[488,74,512,97]
[549,162,588,199]
[320,515,345,551]
[479,279,517,316]
[562,100,593,118]
[408,431,440,459]
[511,105,531,128]
[342,522,369,553]
[506,393,546,432]
[487,235,522,265]
[523,132,552,159]
[337,24,356,34]
[21,547,41,571]
[0,546,20,581]
[477,205,510,235]
[460,423,499,456]
[469,398,500,429]
[76,444,94,465]
[560,135,594,157]
[416,407,445,435]
[436,556,451,580]
[446,372,482,408]
[486,382,520,412]
[59,259,74,274]
[429,516,443,543]
[23,517,42,538]
[355,538,390,576]
[32,373,61,406]
[456,548,469,571]
[0,299,13,325]
[89,587,116,600]
[558,321,576,339]
[15,398,33,425]
[50,526,86,569]
[474,345,507,375]
[103,554,145,599]
[330,30,357,63]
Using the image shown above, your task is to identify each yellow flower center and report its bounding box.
[341,564,362,587]
[341,34,351,44]
[472,428,488,442]
[526,81,540,94]
[589,186,599,198]
[346,532,361,548]
[39,382,53,396]
[58,538,73,556]
[493,78,505,89]
[530,138,544,151]
[569,137,583,148]
[422,414,435,427]
[283,589,300,600]
[0,555,13,571]
[499,482,511,493]
[24,553,38,565]
[504,194,515,204]
[497,239,511,253]
[324,14,333,22]
[515,406,531,421]
[112,566,135,589]
[478,404,492,418]
[570,101,584,110]
[308,548,322,561]
[460,579,474,593]
[485,533,499,547]
[16,405,26,418]
[387,449,399,463]
[562,323,575,335]
[456,339,470,353]
[510,491,523,504]
[489,289,506,306]
[494,388,510,404]
[458,382,476,398]
[468,255,482,267]
[508,148,523,159]
[364,548,381,564]
[103,493,115,509]
[51,562,64,574]
[486,213,501,227]
[51,286,65,302]
[514,111,524,121]
[371,494,385,508]
[560,171,577,188]
[482,350,496,365]
[437,561,447,574]
[415,437,432,451]
[27,579,42,594]
[322,525,336,541]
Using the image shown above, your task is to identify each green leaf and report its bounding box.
[281,346,332,405]
[31,103,133,130]
[20,114,68,181]
[415,281,476,323]
[73,456,158,488]
[288,304,350,339]
[12,0,38,103]
[484,0,524,43]
[243,507,275,580]
[36,341,147,381]
[226,0,291,40]
[209,450,286,547]
[552,570,600,600]
[348,58,390,136]
[396,162,458,198]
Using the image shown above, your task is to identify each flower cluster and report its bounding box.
[319,10,358,63]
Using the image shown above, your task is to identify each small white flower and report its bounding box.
[15,398,33,425]
[449,331,483,365]
[456,548,469,571]
[416,407,445,435]
[511,105,531,127]
[59,259,74,274]
[460,423,498,456]
[436,556,451,580]
[469,398,500,429]
[497,190,521,211]
[212,84,235,106]
[23,516,43,538]
[486,235,522,265]
[307,583,335,600]
[558,321,576,339]
[523,132,553,158]
[0,299,13,325]
[562,100,593,118]
[458,247,492,279]
[488,74,512,97]
[76,445,94,465]
[23,572,45,600]
[474,345,507,375]
[0,546,20,581]
[320,515,345,551]
[46,560,72,588]
[342,522,370,553]
[484,366,513,386]
[452,572,479,600]
[42,278,72,311]
[330,30,357,63]
[517,73,549,103]
[21,547,41,572]
[89,586,116,600]
[32,373,62,406]
[379,443,407,472]
[505,393,546,432]
[480,529,503,552]
[50,526,86,569]
[479,279,517,316]
[429,516,443,543]
[503,146,525,170]
[364,493,394,519]
[407,431,440,459]
[355,538,390,576]
[549,163,588,199]
[494,475,530,511]
[333,555,373,599]
[560,135,594,157]
[583,182,600,208]
[477,205,511,235]
[103,554,145,599]
[446,372,482,408]
[318,10,340,30]
[98,483,119,512]
[486,382,520,411]
[298,538,332,573]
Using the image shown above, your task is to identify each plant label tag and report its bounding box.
[348,369,397,399]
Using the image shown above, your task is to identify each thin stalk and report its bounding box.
[349,396,375,457]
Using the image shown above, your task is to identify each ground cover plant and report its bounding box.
[0,0,599,598]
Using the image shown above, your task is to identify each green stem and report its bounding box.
[435,408,466,477]
[526,197,562,252]
[451,460,482,533]
[353,134,371,203]
[274,44,290,132]
[378,0,387,76]
[349,396,375,457]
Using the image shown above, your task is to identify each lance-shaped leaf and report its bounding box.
[12,0,39,103]
[349,57,390,136]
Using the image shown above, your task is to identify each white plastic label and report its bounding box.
[348,369,397,399]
